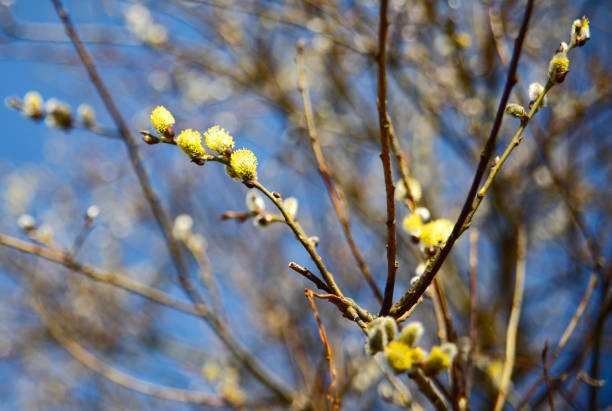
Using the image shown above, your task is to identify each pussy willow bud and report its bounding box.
[548,52,570,84]
[150,106,175,138]
[245,190,265,212]
[505,103,528,121]
[571,16,590,47]
[366,316,398,354]
[423,343,458,376]
[229,149,258,181]
[204,125,235,156]
[45,98,73,129]
[253,214,272,227]
[399,322,424,347]
[528,82,547,109]
[17,214,36,232]
[282,197,299,218]
[77,104,95,128]
[22,91,44,119]
[86,205,100,221]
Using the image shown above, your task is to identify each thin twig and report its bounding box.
[542,343,556,411]
[493,227,527,411]
[516,271,597,409]
[49,1,292,402]
[305,289,340,411]
[389,0,534,318]
[377,0,398,316]
[289,262,332,294]
[466,230,479,398]
[388,114,416,211]
[463,81,553,231]
[251,181,343,297]
[0,232,200,315]
[409,368,450,411]
[0,230,293,402]
[432,278,460,408]
[32,298,227,406]
[296,42,383,303]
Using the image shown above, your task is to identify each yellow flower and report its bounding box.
[548,53,570,83]
[385,341,414,373]
[204,125,234,155]
[403,213,423,237]
[571,16,590,46]
[410,346,425,363]
[229,149,258,181]
[423,343,457,376]
[177,129,206,158]
[150,106,175,137]
[385,342,425,373]
[22,91,44,119]
[420,219,454,247]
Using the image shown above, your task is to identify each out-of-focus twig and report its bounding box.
[49,1,293,402]
[466,230,479,398]
[517,271,598,409]
[305,289,340,411]
[409,368,450,411]
[31,298,227,406]
[296,41,383,304]
[0,232,199,315]
[493,227,526,411]
[542,343,556,411]
[388,114,416,211]
[377,0,398,316]
[390,0,534,318]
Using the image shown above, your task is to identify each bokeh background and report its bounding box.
[0,0,611,409]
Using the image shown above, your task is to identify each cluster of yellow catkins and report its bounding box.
[403,213,454,248]
[150,106,258,181]
[367,318,457,376]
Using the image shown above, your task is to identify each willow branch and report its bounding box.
[296,41,383,303]
[377,0,398,316]
[0,232,200,315]
[251,180,343,297]
[494,227,527,411]
[389,0,534,318]
[32,299,226,406]
[466,230,479,398]
[388,114,416,211]
[289,262,332,294]
[409,368,450,411]
[0,231,293,402]
[49,1,292,402]
[517,271,598,409]
[49,0,202,311]
[305,289,340,410]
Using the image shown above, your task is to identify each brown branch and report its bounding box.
[251,181,344,298]
[542,343,556,411]
[0,232,199,315]
[296,41,383,304]
[517,271,598,409]
[49,1,292,402]
[494,227,527,411]
[305,289,340,411]
[377,0,398,316]
[389,0,534,318]
[409,368,450,411]
[1,230,293,402]
[32,298,226,406]
[289,262,333,294]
